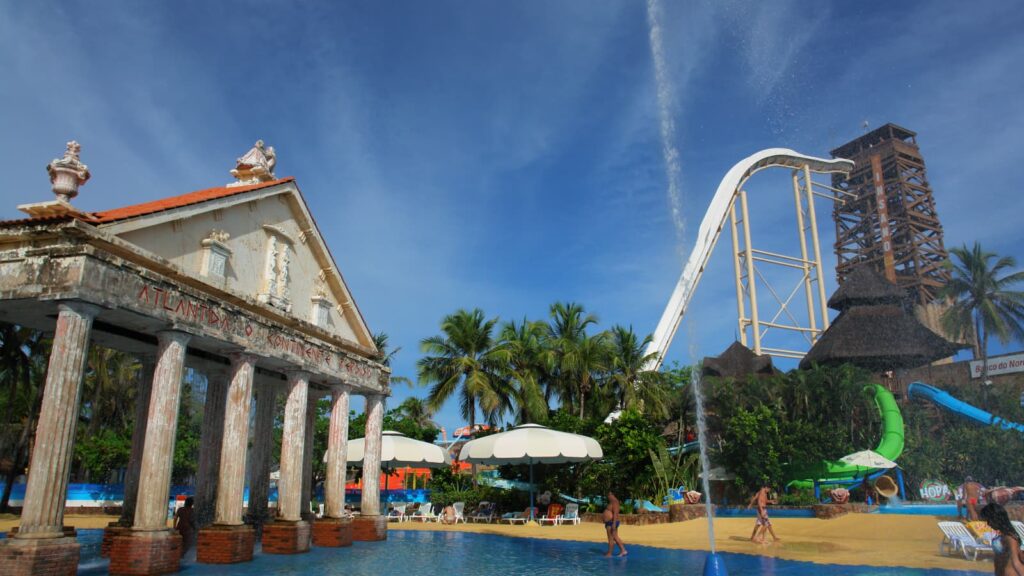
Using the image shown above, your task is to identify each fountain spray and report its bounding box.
[646,0,726,570]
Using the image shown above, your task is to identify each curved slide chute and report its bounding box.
[787,384,904,489]
[643,149,854,370]
[908,381,1024,433]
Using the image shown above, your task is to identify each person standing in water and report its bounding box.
[174,496,197,556]
[747,484,780,543]
[603,492,627,557]
[979,503,1024,576]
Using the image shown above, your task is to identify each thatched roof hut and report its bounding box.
[703,341,778,379]
[801,266,966,371]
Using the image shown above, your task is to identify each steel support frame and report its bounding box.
[730,165,833,359]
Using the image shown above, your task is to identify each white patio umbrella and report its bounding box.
[332,430,451,490]
[458,423,603,522]
[839,450,898,469]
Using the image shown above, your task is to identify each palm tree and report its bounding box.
[0,325,49,512]
[83,346,141,436]
[607,325,668,418]
[940,242,1024,382]
[396,396,437,429]
[546,302,602,416]
[497,318,551,424]
[372,331,413,388]
[417,309,511,428]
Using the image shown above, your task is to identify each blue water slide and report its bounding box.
[908,381,1024,433]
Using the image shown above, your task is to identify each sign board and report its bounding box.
[918,479,952,502]
[969,352,1024,379]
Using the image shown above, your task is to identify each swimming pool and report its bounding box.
[55,529,980,575]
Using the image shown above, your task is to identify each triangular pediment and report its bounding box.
[94,179,376,352]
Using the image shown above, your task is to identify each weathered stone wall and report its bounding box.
[0,237,387,392]
[582,512,671,525]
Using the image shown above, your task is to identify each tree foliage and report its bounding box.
[940,242,1024,384]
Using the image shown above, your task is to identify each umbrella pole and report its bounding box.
[529,461,535,522]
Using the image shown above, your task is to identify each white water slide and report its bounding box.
[643,148,854,370]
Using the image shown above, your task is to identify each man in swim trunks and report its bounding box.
[747,484,779,543]
[603,492,627,557]
[963,476,983,521]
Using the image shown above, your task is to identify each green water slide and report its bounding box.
[787,384,904,489]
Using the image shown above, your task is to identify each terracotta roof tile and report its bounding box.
[89,177,294,223]
[0,178,293,229]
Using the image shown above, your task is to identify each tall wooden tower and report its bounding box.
[830,123,950,306]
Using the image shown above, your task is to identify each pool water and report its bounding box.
[61,529,980,575]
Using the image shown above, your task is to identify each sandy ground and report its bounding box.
[394,515,989,573]
[1,513,988,573]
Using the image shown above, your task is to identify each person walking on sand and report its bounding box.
[979,503,1024,576]
[963,476,984,521]
[747,484,779,543]
[603,492,627,557]
[174,496,197,556]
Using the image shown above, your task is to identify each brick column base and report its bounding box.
[101,524,131,558]
[0,536,80,576]
[196,524,255,564]
[351,515,387,542]
[261,520,311,554]
[109,530,182,576]
[312,517,353,547]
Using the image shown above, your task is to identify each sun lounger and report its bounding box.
[538,503,563,526]
[1012,521,1024,549]
[558,503,581,525]
[452,501,467,523]
[410,501,436,522]
[937,521,993,560]
[506,507,538,525]
[469,502,496,523]
[387,503,407,522]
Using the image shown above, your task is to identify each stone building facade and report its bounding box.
[0,141,391,575]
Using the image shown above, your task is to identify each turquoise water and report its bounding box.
[32,529,979,575]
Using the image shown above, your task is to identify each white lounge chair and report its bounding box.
[410,501,436,522]
[452,501,467,524]
[387,503,407,522]
[937,521,992,560]
[558,503,581,525]
[470,502,496,523]
[506,507,537,525]
[1012,521,1024,549]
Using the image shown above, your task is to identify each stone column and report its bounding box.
[195,370,229,528]
[245,382,277,536]
[300,392,319,521]
[262,370,311,554]
[197,353,257,565]
[352,393,387,542]
[0,302,99,575]
[312,385,352,548]
[108,330,190,576]
[101,355,155,559]
[323,385,350,519]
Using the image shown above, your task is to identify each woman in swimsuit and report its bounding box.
[979,503,1024,576]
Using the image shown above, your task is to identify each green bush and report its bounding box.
[777,490,818,506]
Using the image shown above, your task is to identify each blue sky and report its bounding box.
[2,1,1022,433]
